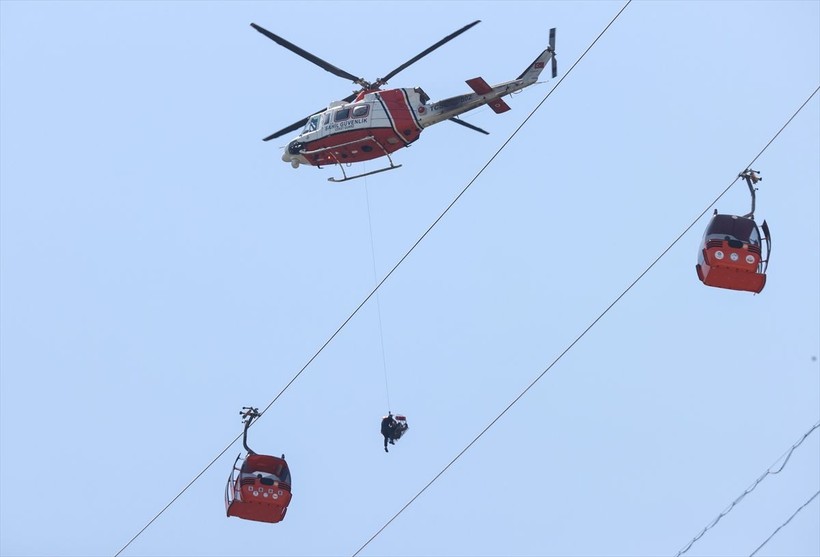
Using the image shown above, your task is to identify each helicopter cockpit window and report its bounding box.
[352,104,369,118]
[334,108,351,122]
[304,115,321,133]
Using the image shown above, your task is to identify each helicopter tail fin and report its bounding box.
[517,28,557,82]
[517,49,552,82]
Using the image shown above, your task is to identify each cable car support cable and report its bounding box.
[675,420,820,556]
[351,82,820,557]
[749,488,820,556]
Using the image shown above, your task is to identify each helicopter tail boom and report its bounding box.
[423,27,557,124]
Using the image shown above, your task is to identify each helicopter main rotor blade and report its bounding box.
[448,117,489,135]
[374,20,481,87]
[251,23,369,87]
[263,93,360,141]
[264,117,310,141]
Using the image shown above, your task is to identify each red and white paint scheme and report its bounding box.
[251,22,557,181]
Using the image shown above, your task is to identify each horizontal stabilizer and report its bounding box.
[466,77,493,95]
[487,97,511,114]
[465,77,510,114]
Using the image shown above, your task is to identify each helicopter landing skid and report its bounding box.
[328,163,402,183]
[327,136,402,182]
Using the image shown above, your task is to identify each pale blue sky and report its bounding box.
[1,2,818,556]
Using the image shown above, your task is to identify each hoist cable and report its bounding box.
[350,80,820,557]
[364,183,392,411]
[675,421,820,556]
[749,489,820,556]
[351,1,636,553]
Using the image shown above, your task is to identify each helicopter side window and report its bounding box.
[334,108,351,122]
[352,104,369,118]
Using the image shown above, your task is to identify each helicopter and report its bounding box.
[696,170,772,294]
[250,21,557,182]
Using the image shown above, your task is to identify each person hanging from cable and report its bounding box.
[392,415,409,442]
[381,413,397,452]
[380,413,409,452]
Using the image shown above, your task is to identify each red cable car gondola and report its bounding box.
[225,407,292,524]
[696,170,772,293]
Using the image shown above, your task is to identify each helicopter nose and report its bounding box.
[287,140,303,155]
[282,143,302,168]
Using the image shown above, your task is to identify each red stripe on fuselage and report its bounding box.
[297,128,406,166]
[376,89,422,146]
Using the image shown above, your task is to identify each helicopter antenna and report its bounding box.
[739,168,762,218]
[239,407,260,455]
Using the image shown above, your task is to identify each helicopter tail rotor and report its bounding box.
[516,27,557,82]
